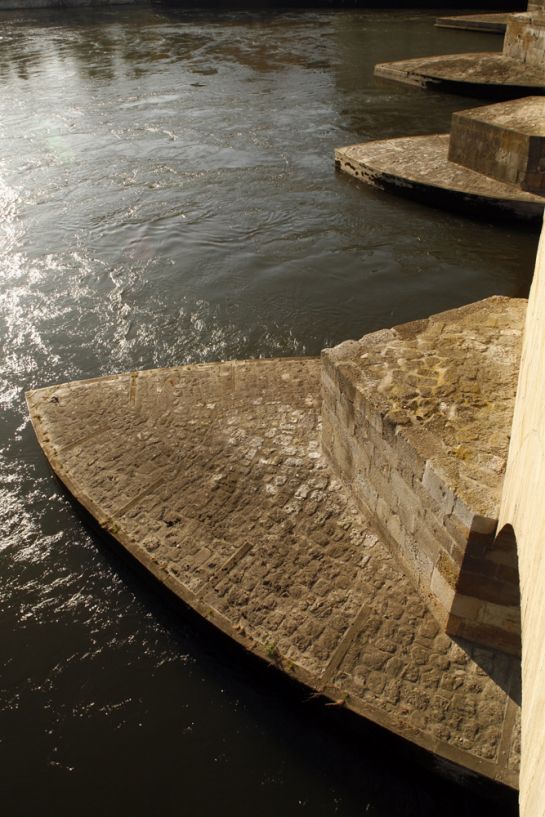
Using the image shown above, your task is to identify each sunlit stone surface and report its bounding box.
[336,96,545,220]
[323,297,525,656]
[336,134,544,222]
[28,340,521,787]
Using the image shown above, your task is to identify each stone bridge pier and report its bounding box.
[499,214,545,817]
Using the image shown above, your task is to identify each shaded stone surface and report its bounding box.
[27,355,520,787]
[322,297,525,656]
[335,133,545,222]
[435,13,511,34]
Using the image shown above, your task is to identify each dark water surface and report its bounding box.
[0,6,533,816]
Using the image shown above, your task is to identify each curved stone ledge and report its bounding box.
[374,53,545,98]
[335,134,545,222]
[27,358,520,788]
[435,14,511,34]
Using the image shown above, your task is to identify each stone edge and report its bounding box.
[373,54,545,94]
[335,136,545,222]
[435,15,509,34]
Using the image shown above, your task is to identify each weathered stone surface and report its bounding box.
[335,134,545,222]
[504,12,545,67]
[448,97,545,193]
[435,13,510,34]
[322,297,525,656]
[27,356,520,788]
[374,52,545,96]
[375,14,545,97]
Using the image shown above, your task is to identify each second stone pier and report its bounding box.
[335,96,545,221]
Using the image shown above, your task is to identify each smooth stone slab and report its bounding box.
[335,134,545,222]
[449,97,545,193]
[435,13,511,34]
[374,52,545,98]
[27,358,521,788]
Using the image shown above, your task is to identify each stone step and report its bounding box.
[27,354,521,788]
[322,297,525,657]
[448,96,545,193]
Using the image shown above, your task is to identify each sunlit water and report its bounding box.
[0,6,534,815]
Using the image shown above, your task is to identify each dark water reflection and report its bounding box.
[0,6,531,816]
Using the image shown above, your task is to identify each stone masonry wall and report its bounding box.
[504,12,545,67]
[322,298,524,656]
[448,99,545,194]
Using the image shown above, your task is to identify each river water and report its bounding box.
[0,5,535,815]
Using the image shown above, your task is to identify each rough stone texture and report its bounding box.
[435,13,510,34]
[27,356,520,788]
[322,297,525,656]
[448,97,545,193]
[504,12,545,66]
[335,134,545,222]
[499,215,545,816]
[375,14,545,97]
[374,52,545,96]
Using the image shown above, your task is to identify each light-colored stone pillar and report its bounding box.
[498,215,545,817]
[504,11,545,66]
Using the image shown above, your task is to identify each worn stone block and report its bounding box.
[422,461,456,516]
[322,297,525,654]
[504,12,545,68]
[449,97,545,193]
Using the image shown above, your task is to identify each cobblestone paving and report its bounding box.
[27,358,520,788]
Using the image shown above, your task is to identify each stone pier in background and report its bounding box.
[376,8,545,97]
[436,0,545,34]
